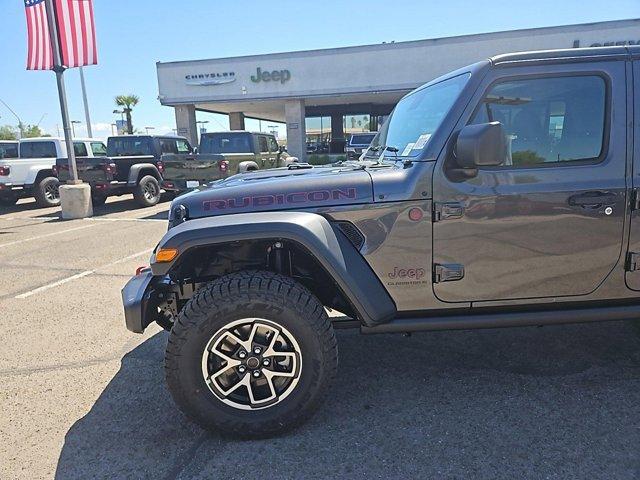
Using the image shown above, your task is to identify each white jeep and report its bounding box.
[0,137,106,207]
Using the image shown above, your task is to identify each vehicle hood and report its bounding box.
[170,163,374,221]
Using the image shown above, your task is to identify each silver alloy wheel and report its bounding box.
[143,181,158,201]
[201,318,302,411]
[45,183,59,201]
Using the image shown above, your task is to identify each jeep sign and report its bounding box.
[250,67,291,84]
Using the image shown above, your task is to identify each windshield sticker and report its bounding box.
[401,143,415,156]
[412,133,432,150]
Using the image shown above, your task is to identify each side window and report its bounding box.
[470,75,606,167]
[258,136,269,153]
[160,139,178,154]
[90,142,107,156]
[0,143,18,158]
[268,136,280,153]
[176,139,192,153]
[20,141,57,158]
[73,142,88,157]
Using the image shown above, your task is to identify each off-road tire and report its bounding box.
[34,177,60,207]
[133,175,160,207]
[165,270,338,438]
[91,193,107,207]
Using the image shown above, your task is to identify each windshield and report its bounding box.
[200,133,252,154]
[371,73,470,157]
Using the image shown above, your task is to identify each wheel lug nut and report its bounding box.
[253,347,262,355]
[238,365,246,373]
[252,370,260,377]
[238,351,247,359]
[262,358,270,366]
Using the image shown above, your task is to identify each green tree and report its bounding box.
[114,94,139,134]
[22,124,43,138]
[0,125,18,140]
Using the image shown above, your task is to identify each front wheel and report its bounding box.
[34,177,60,207]
[165,271,338,437]
[133,175,161,207]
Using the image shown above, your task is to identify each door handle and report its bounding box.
[568,192,617,208]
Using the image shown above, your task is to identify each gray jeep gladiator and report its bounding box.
[122,46,640,437]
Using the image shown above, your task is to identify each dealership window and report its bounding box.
[343,114,373,134]
[305,117,331,154]
[470,75,606,166]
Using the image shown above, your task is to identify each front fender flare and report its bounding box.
[151,212,396,326]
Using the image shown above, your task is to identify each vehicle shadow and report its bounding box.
[15,195,173,220]
[55,321,640,479]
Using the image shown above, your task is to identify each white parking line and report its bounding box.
[15,248,153,299]
[0,223,98,248]
[82,217,166,223]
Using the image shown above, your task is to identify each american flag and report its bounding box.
[25,0,97,71]
[25,0,53,70]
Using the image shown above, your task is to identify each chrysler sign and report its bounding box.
[185,72,236,86]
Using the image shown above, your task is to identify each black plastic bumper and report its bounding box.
[121,270,156,333]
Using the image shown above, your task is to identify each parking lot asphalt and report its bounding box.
[1,195,640,480]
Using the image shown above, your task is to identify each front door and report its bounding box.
[433,61,627,303]
[626,60,640,290]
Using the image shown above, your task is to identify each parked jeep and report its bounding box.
[56,134,200,207]
[123,46,640,437]
[0,137,104,207]
[344,132,377,159]
[161,131,298,195]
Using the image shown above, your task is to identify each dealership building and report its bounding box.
[156,18,640,160]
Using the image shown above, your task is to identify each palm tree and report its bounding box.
[114,94,139,134]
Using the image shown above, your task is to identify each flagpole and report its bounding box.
[79,67,92,138]
[44,0,79,183]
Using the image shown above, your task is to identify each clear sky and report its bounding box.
[0,0,638,139]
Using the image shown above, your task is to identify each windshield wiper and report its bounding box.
[385,146,399,157]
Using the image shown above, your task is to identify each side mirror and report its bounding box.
[456,121,506,169]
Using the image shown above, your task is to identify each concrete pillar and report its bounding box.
[285,99,306,162]
[229,112,245,130]
[330,113,345,154]
[174,105,197,146]
[59,183,93,219]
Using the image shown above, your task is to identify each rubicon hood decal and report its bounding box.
[203,188,357,211]
[178,165,374,218]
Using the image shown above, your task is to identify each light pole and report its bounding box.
[71,120,81,137]
[196,120,209,143]
[0,98,24,138]
[145,126,155,135]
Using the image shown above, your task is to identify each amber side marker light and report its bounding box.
[155,248,178,263]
